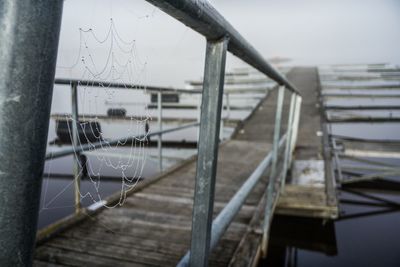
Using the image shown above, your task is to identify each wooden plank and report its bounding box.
[45,237,180,266]
[327,110,400,122]
[69,215,245,244]
[339,139,400,159]
[34,260,65,267]
[36,147,202,244]
[35,246,141,267]
[57,229,237,265]
[276,185,338,219]
[122,193,256,224]
[228,190,267,267]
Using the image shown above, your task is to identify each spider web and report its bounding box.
[42,18,151,212]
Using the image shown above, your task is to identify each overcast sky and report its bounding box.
[56,0,400,88]
[51,0,400,114]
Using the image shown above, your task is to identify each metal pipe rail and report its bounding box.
[136,3,302,264]
[178,89,301,266]
[177,134,287,266]
[0,1,303,266]
[55,78,201,94]
[0,0,64,265]
[46,122,199,160]
[55,79,272,95]
[145,0,300,95]
[47,77,204,220]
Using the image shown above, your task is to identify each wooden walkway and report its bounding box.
[34,67,337,266]
[276,67,338,219]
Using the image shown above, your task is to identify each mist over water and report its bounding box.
[56,0,400,88]
[51,0,400,117]
[213,0,400,66]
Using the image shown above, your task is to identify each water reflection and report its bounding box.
[262,188,400,267]
[262,64,400,267]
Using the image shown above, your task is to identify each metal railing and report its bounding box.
[140,1,302,266]
[49,79,202,213]
[177,86,301,266]
[48,78,266,214]
[0,0,301,266]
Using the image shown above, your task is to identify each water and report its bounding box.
[261,191,400,267]
[39,66,400,266]
[261,126,400,266]
[38,178,122,229]
[38,93,251,229]
[39,121,199,229]
[260,67,400,267]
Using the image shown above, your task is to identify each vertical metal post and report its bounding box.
[281,93,296,192]
[332,138,343,183]
[270,86,285,179]
[289,95,302,166]
[196,94,201,142]
[261,85,285,257]
[71,82,81,214]
[157,91,162,171]
[220,116,224,140]
[189,37,228,267]
[226,92,230,120]
[0,1,64,265]
[220,93,230,141]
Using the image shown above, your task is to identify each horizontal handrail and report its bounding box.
[45,122,199,160]
[330,134,400,144]
[54,78,201,94]
[145,0,300,95]
[55,78,272,95]
[177,133,287,266]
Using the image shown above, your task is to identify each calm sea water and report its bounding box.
[262,191,400,267]
[260,74,400,266]
[39,77,400,267]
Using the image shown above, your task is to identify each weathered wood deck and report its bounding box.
[34,67,337,266]
[276,67,338,219]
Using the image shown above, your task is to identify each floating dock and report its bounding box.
[34,67,338,266]
[275,67,338,219]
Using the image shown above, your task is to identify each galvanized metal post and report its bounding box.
[177,135,287,267]
[261,85,285,257]
[332,138,343,183]
[0,1,64,266]
[281,93,296,192]
[189,37,228,267]
[220,93,230,141]
[196,95,201,142]
[226,92,230,120]
[71,82,81,213]
[157,91,163,171]
[220,115,224,140]
[270,86,285,179]
[289,95,302,165]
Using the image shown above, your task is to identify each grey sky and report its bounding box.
[56,0,400,87]
[52,0,400,114]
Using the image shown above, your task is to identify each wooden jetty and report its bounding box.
[274,68,338,219]
[34,67,338,266]
[319,64,400,190]
[2,1,396,266]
